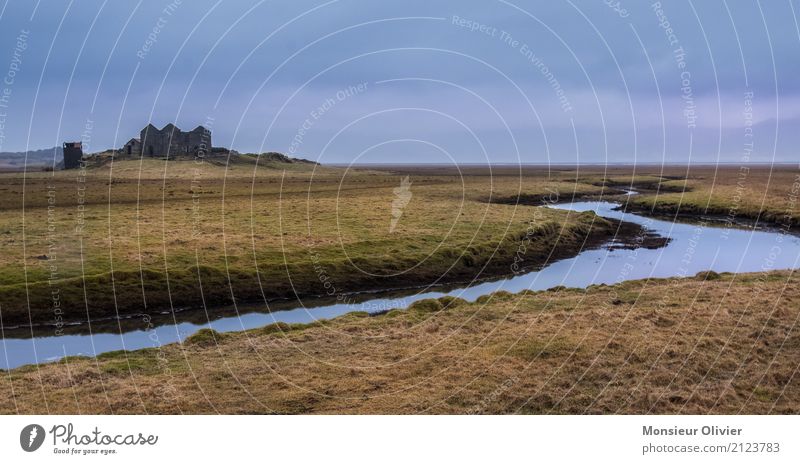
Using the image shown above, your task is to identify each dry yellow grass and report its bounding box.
[2,270,798,414]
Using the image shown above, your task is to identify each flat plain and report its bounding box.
[0,160,798,414]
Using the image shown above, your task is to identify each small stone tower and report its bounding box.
[62,142,83,169]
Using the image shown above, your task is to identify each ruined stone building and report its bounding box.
[122,123,211,158]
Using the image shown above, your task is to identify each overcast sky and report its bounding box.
[0,0,798,164]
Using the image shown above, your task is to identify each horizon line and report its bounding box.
[335,162,800,167]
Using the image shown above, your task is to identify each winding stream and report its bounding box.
[2,200,799,369]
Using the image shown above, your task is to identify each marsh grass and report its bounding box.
[3,164,786,294]
[0,160,619,325]
[620,167,800,227]
[505,336,579,361]
[2,270,798,414]
[2,163,799,414]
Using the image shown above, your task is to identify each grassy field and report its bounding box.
[1,161,798,327]
[1,270,798,414]
[613,165,800,228]
[1,161,799,414]
[0,158,626,326]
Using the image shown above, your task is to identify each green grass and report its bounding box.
[184,328,227,347]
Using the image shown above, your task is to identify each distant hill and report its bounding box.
[240,151,318,165]
[0,146,318,171]
[0,146,62,169]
